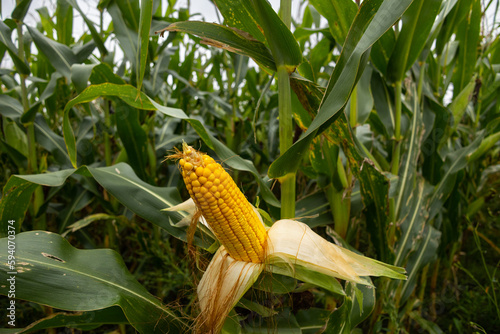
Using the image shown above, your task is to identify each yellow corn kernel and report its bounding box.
[174,143,267,263]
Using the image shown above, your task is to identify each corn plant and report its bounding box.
[0,0,499,333]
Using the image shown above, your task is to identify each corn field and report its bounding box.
[0,0,499,333]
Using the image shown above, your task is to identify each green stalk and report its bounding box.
[391,81,402,176]
[277,0,295,219]
[277,66,295,219]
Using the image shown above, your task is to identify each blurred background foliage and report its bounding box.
[0,0,499,333]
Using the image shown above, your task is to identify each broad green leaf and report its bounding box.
[0,163,214,248]
[0,231,187,333]
[212,0,265,43]
[89,63,126,85]
[136,0,153,92]
[452,0,480,95]
[27,25,76,78]
[249,0,302,71]
[163,21,276,72]
[309,0,357,45]
[10,307,128,333]
[64,84,280,207]
[387,0,442,83]
[0,139,28,169]
[62,108,77,168]
[269,0,414,179]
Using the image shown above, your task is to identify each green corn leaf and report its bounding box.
[0,163,214,248]
[163,21,276,72]
[268,0,414,179]
[62,83,280,207]
[0,231,187,333]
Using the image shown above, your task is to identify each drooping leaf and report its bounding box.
[162,21,276,72]
[0,231,187,333]
[63,84,280,207]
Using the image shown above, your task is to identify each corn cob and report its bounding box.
[173,143,267,263]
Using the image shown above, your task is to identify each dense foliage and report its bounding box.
[0,0,499,333]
